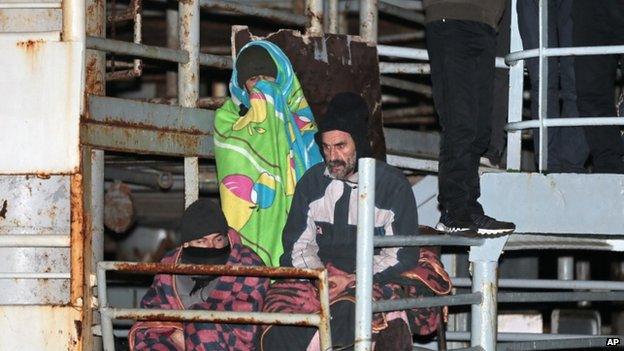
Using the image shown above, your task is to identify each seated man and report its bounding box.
[129,199,269,351]
[261,92,452,350]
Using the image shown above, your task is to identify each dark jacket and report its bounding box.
[423,0,506,30]
[280,161,420,283]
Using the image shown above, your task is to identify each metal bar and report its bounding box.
[0,234,70,247]
[497,337,617,351]
[166,8,179,97]
[179,0,200,208]
[328,0,339,33]
[471,261,498,351]
[80,123,214,158]
[198,52,232,69]
[62,0,84,42]
[98,265,115,351]
[447,331,622,342]
[86,0,106,345]
[506,117,624,130]
[378,0,424,24]
[374,235,484,247]
[380,76,432,97]
[557,256,574,280]
[379,62,430,74]
[354,158,376,351]
[103,307,321,326]
[506,0,523,170]
[497,291,624,303]
[317,269,333,351]
[378,31,425,44]
[0,272,70,279]
[506,45,624,64]
[383,105,434,119]
[386,154,501,174]
[199,0,307,27]
[99,261,324,279]
[451,277,624,291]
[537,0,549,172]
[87,96,214,134]
[449,348,483,351]
[306,0,323,35]
[373,293,482,312]
[86,36,188,63]
[0,2,60,8]
[378,45,510,69]
[360,0,378,43]
[104,167,174,190]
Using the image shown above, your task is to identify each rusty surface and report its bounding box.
[104,181,134,234]
[69,174,85,306]
[145,96,227,110]
[105,261,324,279]
[109,308,318,326]
[234,28,387,160]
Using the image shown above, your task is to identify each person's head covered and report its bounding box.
[316,92,373,180]
[179,198,229,249]
[235,44,278,92]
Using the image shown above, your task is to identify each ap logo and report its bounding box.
[606,337,621,347]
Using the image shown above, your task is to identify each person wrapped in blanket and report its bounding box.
[214,40,323,267]
[128,199,269,351]
[261,93,452,351]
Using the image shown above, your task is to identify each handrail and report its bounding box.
[97,261,332,351]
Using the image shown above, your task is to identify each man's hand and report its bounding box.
[328,274,355,300]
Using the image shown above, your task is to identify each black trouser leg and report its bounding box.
[573,0,624,173]
[427,20,496,218]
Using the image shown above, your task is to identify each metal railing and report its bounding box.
[505,0,624,172]
[353,158,624,351]
[97,261,332,351]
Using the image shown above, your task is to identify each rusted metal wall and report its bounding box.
[233,27,386,159]
[0,1,86,350]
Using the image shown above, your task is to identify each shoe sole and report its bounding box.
[476,228,515,235]
[436,222,471,233]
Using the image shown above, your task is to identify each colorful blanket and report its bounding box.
[215,40,322,266]
[128,229,270,351]
[260,247,452,350]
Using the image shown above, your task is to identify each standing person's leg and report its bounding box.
[485,1,511,167]
[466,23,497,216]
[573,0,624,173]
[427,20,482,231]
[553,0,589,172]
[517,0,562,170]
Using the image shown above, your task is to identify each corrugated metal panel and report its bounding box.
[0,36,83,174]
[0,175,70,304]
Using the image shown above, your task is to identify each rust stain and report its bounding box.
[109,262,323,279]
[0,200,7,219]
[16,39,44,52]
[128,312,314,326]
[69,174,85,306]
[74,320,83,340]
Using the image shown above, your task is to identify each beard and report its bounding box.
[326,154,356,180]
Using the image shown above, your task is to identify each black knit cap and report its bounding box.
[179,199,229,244]
[235,45,278,88]
[315,92,373,160]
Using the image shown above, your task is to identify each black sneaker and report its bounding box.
[436,211,473,233]
[470,213,515,235]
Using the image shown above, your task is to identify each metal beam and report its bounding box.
[87,95,214,134]
[373,293,482,312]
[86,36,188,63]
[199,0,307,27]
[80,123,214,158]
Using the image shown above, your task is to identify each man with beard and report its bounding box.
[260,93,452,351]
[129,199,269,351]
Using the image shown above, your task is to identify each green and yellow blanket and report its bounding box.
[214,40,322,266]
